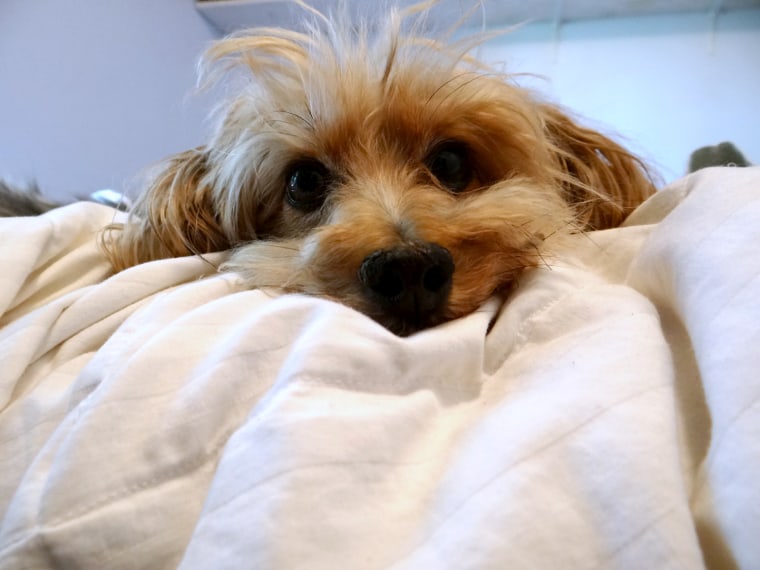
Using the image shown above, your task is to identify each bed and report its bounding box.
[1,166,758,569]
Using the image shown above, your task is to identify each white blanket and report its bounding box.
[1,167,758,569]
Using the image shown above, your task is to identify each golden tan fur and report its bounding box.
[103,3,656,335]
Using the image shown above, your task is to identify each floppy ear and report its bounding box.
[103,147,231,271]
[541,105,656,230]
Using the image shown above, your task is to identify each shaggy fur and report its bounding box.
[101,2,656,335]
[0,181,59,217]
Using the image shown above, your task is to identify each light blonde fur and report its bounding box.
[103,3,656,334]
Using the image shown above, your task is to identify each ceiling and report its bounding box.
[196,0,760,33]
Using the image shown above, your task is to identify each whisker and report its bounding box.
[273,109,315,130]
[427,72,499,118]
[425,71,479,106]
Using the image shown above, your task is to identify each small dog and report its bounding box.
[11,3,657,335]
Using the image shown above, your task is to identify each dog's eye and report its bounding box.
[286,160,331,212]
[426,142,474,193]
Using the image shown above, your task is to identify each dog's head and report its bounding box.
[105,5,655,335]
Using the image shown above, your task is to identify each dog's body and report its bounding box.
[4,3,656,335]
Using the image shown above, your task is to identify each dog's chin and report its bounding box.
[353,284,469,337]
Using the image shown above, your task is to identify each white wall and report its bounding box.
[1,3,758,200]
[478,9,760,182]
[0,0,221,200]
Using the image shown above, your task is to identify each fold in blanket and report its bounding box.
[1,168,758,569]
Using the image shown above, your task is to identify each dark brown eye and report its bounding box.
[426,142,474,193]
[285,160,331,212]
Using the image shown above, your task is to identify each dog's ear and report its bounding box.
[103,147,230,270]
[541,105,656,230]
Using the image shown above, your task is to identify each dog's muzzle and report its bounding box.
[358,242,454,334]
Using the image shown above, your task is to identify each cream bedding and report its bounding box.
[1,167,758,569]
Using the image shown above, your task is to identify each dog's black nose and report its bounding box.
[359,243,454,331]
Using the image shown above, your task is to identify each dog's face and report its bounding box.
[105,9,654,335]
[217,57,577,335]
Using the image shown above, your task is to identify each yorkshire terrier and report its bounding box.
[7,3,657,336]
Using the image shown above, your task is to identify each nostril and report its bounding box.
[371,264,404,299]
[359,251,402,299]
